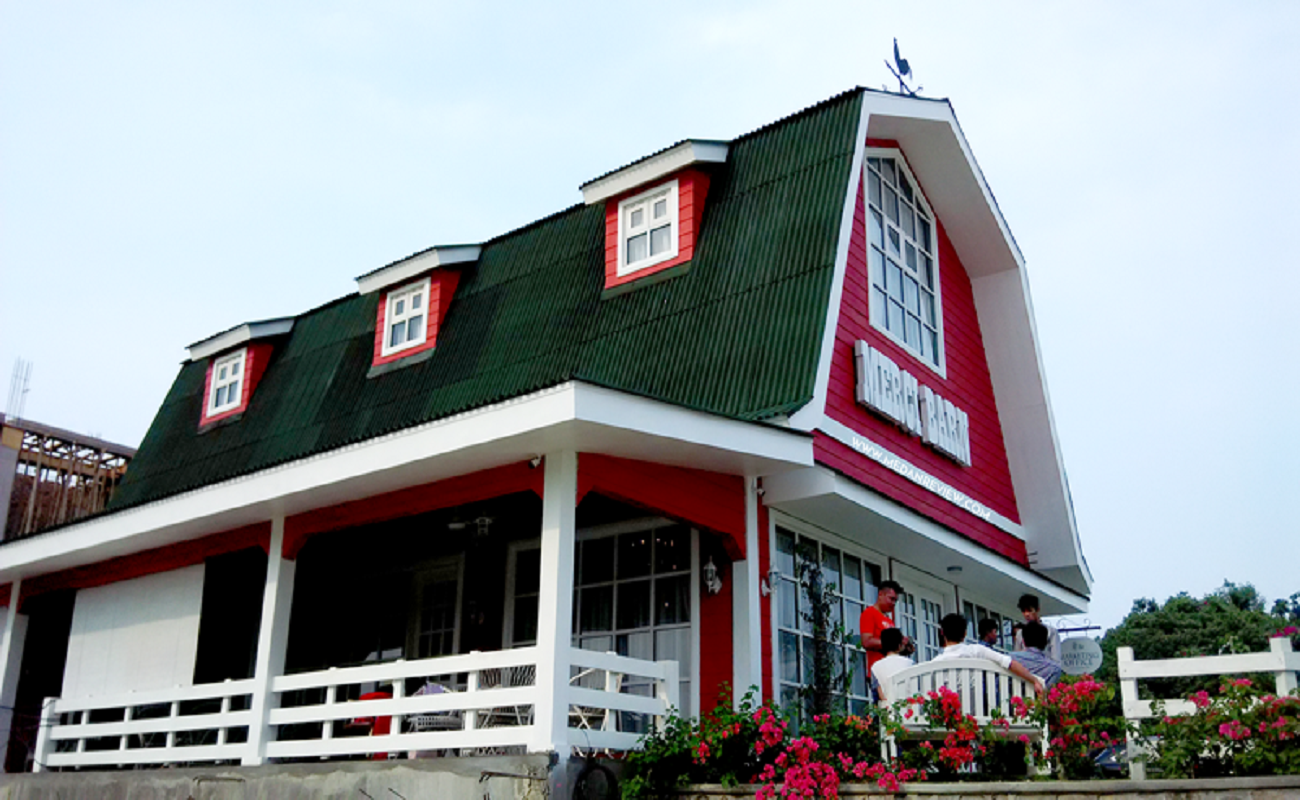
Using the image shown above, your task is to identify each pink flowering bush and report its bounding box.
[1022,676,1131,779]
[1150,679,1300,778]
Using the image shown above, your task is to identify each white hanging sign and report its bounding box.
[1060,637,1104,676]
[854,341,972,466]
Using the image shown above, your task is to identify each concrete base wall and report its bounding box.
[679,774,1300,798]
[0,755,553,800]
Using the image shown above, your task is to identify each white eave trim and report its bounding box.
[581,140,730,205]
[186,318,295,362]
[356,245,481,295]
[0,381,812,583]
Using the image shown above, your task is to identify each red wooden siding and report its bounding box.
[370,269,462,368]
[199,342,275,428]
[16,522,271,610]
[698,548,733,713]
[603,168,711,291]
[822,139,1025,563]
[577,453,745,557]
[283,461,544,559]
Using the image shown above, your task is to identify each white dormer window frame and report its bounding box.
[207,349,247,416]
[617,180,679,276]
[381,277,431,357]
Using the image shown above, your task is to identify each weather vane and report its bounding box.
[885,38,922,96]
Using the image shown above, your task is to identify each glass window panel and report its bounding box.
[868,173,881,208]
[778,578,798,630]
[780,632,800,682]
[798,583,814,635]
[584,538,616,584]
[513,596,538,644]
[619,631,653,660]
[844,600,864,644]
[926,329,939,363]
[394,298,405,316]
[629,208,643,228]
[579,586,613,632]
[919,217,931,252]
[899,173,913,202]
[616,580,651,630]
[649,224,671,256]
[580,635,613,654]
[887,262,903,301]
[869,210,883,249]
[870,287,886,326]
[227,381,240,402]
[820,546,841,593]
[654,526,690,573]
[868,246,884,289]
[884,185,898,223]
[230,360,240,376]
[887,228,901,257]
[906,314,921,347]
[412,292,422,310]
[881,159,896,185]
[904,276,919,313]
[867,157,880,170]
[214,386,226,407]
[919,327,931,360]
[888,301,904,334]
[618,532,652,579]
[843,558,862,601]
[653,198,667,219]
[801,636,817,683]
[389,323,404,348]
[900,206,914,239]
[922,291,935,326]
[655,576,689,625]
[406,315,423,342]
[905,243,917,272]
[217,365,228,381]
[655,628,690,666]
[626,233,647,264]
[516,548,540,595]
[775,529,796,576]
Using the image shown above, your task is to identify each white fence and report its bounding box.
[1117,637,1300,780]
[32,647,678,771]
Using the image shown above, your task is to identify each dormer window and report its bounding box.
[381,277,430,356]
[619,181,679,275]
[208,350,246,415]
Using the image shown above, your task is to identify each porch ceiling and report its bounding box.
[0,382,813,584]
[763,466,1088,615]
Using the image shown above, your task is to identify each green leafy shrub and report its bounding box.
[1149,679,1300,778]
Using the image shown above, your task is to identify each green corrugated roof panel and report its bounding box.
[109,89,863,511]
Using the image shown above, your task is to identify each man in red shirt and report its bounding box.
[860,580,911,671]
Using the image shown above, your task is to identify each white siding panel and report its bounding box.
[62,565,205,699]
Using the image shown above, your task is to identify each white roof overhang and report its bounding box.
[0,382,813,583]
[764,466,1088,615]
[804,91,1091,595]
[580,140,730,205]
[186,318,295,362]
[356,245,481,296]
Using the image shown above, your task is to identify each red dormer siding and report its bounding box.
[603,168,711,292]
[370,269,461,368]
[199,343,274,428]
[820,142,1025,564]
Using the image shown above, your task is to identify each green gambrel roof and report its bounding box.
[110,89,863,511]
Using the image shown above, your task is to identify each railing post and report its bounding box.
[322,669,338,741]
[0,577,29,773]
[1116,646,1146,780]
[31,697,56,773]
[465,656,480,732]
[533,451,577,757]
[657,660,680,734]
[245,515,296,766]
[1273,637,1298,696]
[218,679,232,745]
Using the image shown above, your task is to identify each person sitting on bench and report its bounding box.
[933,613,1045,695]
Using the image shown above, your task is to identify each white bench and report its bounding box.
[880,658,1045,763]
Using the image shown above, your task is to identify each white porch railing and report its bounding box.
[32,647,678,770]
[1118,637,1300,779]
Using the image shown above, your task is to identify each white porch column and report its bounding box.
[732,478,764,708]
[244,516,296,766]
[532,451,576,756]
[0,578,28,772]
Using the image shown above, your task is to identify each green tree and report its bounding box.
[1096,581,1298,700]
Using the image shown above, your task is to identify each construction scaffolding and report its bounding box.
[1,416,135,541]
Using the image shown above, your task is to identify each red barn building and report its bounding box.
[0,88,1088,789]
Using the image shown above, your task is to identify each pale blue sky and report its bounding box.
[2,1,1297,631]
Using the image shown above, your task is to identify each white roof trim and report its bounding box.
[0,381,812,583]
[581,140,729,205]
[356,245,481,295]
[187,318,295,362]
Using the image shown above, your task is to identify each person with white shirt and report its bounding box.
[871,627,915,705]
[933,613,1045,695]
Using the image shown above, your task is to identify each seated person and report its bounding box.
[978,618,1002,649]
[933,613,1045,695]
[1010,621,1064,689]
[870,627,915,706]
[1014,593,1061,660]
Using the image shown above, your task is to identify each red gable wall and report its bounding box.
[821,142,1025,564]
